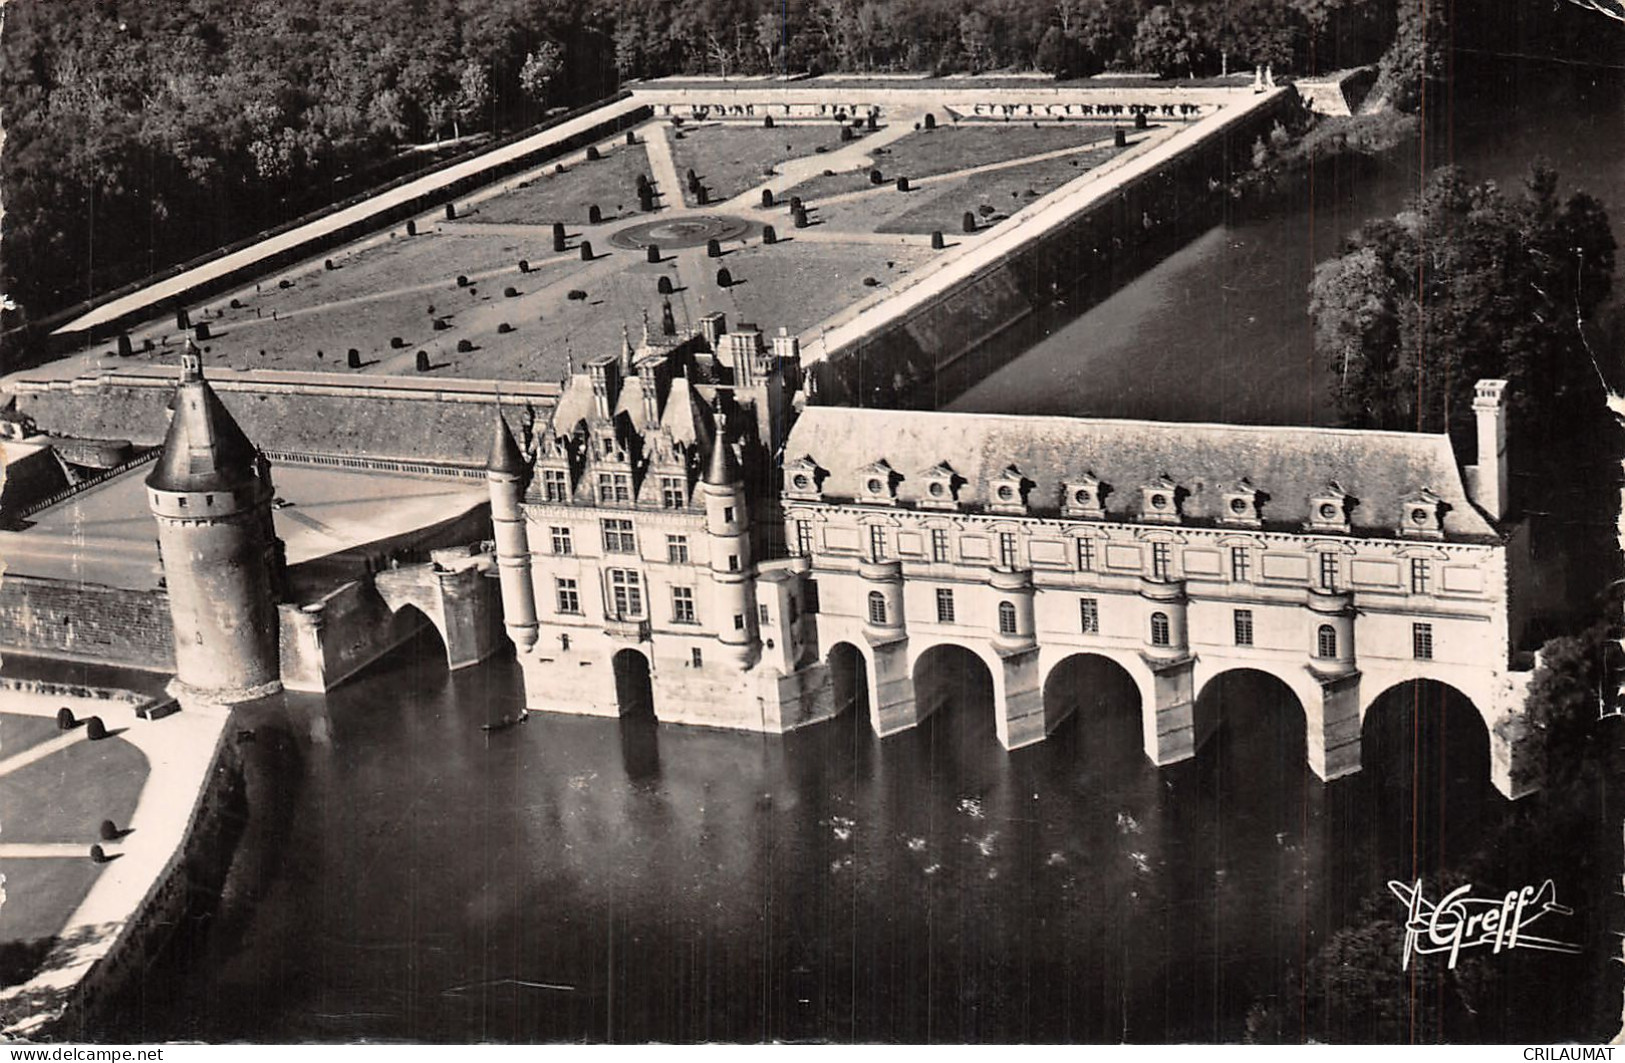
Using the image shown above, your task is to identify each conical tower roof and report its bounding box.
[487,410,527,475]
[703,408,741,486]
[146,345,260,494]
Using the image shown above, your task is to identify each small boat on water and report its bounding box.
[481,710,530,732]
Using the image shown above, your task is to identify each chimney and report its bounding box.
[700,311,728,350]
[1469,379,1509,520]
[772,326,800,365]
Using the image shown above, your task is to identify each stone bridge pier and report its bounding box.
[373,548,503,670]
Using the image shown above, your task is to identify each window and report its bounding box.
[795,519,814,557]
[1151,542,1171,580]
[1317,624,1338,659]
[869,525,888,562]
[672,587,696,623]
[1080,598,1099,634]
[543,469,569,502]
[867,591,888,626]
[1077,537,1095,572]
[661,476,686,509]
[1413,623,1434,660]
[597,472,631,504]
[178,497,187,508]
[728,554,740,572]
[805,579,821,614]
[602,518,636,553]
[551,526,573,555]
[724,505,736,524]
[1234,609,1254,646]
[931,528,950,563]
[759,603,770,625]
[691,647,704,667]
[1231,546,1250,582]
[1410,558,1432,595]
[608,569,644,619]
[555,578,580,614]
[1150,611,1170,647]
[560,633,571,652]
[936,588,956,623]
[999,531,1018,569]
[666,535,689,564]
[1319,552,1338,591]
[733,614,746,630]
[997,601,1018,635]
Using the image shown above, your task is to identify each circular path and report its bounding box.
[609,214,753,250]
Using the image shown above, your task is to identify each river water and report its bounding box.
[97,60,1622,1044]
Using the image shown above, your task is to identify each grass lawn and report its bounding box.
[466,142,656,227]
[876,143,1129,235]
[668,123,866,206]
[1,714,66,759]
[0,858,102,949]
[685,240,936,335]
[0,732,147,845]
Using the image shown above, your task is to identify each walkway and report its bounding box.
[0,728,84,778]
[55,97,648,336]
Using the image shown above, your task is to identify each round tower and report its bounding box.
[701,410,759,668]
[146,344,283,705]
[486,411,539,652]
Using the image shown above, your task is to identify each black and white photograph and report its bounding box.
[0,0,1621,1046]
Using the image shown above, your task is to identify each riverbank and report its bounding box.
[0,680,238,1040]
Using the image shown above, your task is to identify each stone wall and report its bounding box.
[0,574,175,671]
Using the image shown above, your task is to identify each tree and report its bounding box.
[959,10,995,72]
[520,42,565,107]
[454,59,491,139]
[1516,623,1623,794]
[1373,0,1449,111]
[1132,4,1204,78]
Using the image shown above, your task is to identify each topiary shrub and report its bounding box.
[390,336,407,349]
[444,203,457,220]
[764,114,775,128]
[86,716,107,741]
[646,245,661,263]
[840,126,853,142]
[896,176,910,192]
[963,211,977,233]
[504,286,519,298]
[567,289,588,301]
[638,190,655,212]
[862,276,879,287]
[978,204,995,216]
[869,169,883,185]
[588,204,602,224]
[56,707,76,730]
[194,322,211,341]
[762,225,777,245]
[497,322,513,334]
[696,187,709,205]
[867,113,877,130]
[518,259,530,273]
[456,275,469,287]
[1135,111,1148,130]
[716,267,733,288]
[762,189,774,208]
[706,238,722,258]
[325,258,335,271]
[406,219,418,236]
[90,844,108,863]
[229,298,243,309]
[417,350,432,371]
[1114,128,1127,148]
[586,145,601,161]
[554,163,567,174]
[347,349,361,368]
[456,338,474,353]
[579,240,594,260]
[793,207,809,229]
[924,113,936,129]
[433,318,449,331]
[626,130,636,145]
[100,819,119,841]
[657,276,674,295]
[931,231,945,250]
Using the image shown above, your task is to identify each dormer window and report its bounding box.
[1220,479,1264,528]
[857,459,900,506]
[919,462,962,511]
[1399,488,1446,540]
[1061,472,1108,520]
[988,464,1030,516]
[784,455,826,502]
[1139,475,1183,525]
[1307,481,1353,535]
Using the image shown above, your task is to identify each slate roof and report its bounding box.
[783,408,1497,540]
[145,359,260,494]
[487,412,527,476]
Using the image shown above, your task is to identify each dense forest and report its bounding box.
[0,0,1615,330]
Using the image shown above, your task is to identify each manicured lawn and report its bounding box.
[0,732,147,845]
[0,858,102,951]
[876,143,1131,235]
[1,714,66,759]
[467,142,656,226]
[668,123,866,205]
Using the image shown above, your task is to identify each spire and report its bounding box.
[620,324,635,375]
[146,345,260,493]
[487,409,527,476]
[641,308,654,349]
[703,407,741,486]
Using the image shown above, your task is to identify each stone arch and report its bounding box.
[385,603,447,665]
[612,647,656,719]
[910,641,999,735]
[826,640,871,720]
[1359,677,1494,792]
[373,573,455,665]
[1041,651,1143,736]
[1191,667,1310,772]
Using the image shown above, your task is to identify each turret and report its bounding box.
[486,410,539,652]
[146,343,283,705]
[701,409,758,667]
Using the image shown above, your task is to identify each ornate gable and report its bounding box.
[918,461,964,511]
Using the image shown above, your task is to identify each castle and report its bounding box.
[136,324,1535,796]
